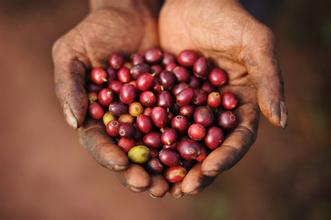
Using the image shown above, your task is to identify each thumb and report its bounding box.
[242,27,287,128]
[52,39,88,128]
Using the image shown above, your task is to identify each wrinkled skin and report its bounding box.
[159,0,287,197]
[52,0,287,199]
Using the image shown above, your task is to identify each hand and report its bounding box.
[159,0,287,197]
[52,1,169,197]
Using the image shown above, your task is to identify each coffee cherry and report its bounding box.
[131,53,144,65]
[129,80,137,87]
[208,68,227,86]
[108,80,122,93]
[159,149,180,166]
[153,81,164,93]
[204,126,224,149]
[173,66,190,82]
[208,91,222,108]
[145,48,163,63]
[91,67,107,85]
[151,107,168,128]
[143,107,153,117]
[194,106,214,127]
[163,143,177,149]
[171,115,189,133]
[162,52,176,65]
[201,81,214,93]
[119,84,136,104]
[179,105,194,117]
[136,73,154,91]
[129,102,144,117]
[218,111,237,129]
[193,56,209,78]
[188,123,206,140]
[106,120,120,137]
[222,92,238,110]
[161,128,177,145]
[139,91,156,107]
[128,145,150,164]
[88,102,104,120]
[193,89,208,105]
[143,132,162,148]
[164,166,187,183]
[188,76,201,88]
[159,71,176,89]
[146,158,164,174]
[124,62,133,69]
[177,50,198,67]
[98,88,114,106]
[107,67,117,81]
[109,52,124,69]
[182,160,195,170]
[130,63,151,79]
[150,149,159,158]
[103,112,115,126]
[136,114,153,133]
[177,139,201,160]
[196,146,208,162]
[118,114,134,124]
[117,67,131,83]
[151,65,162,74]
[118,138,135,152]
[109,102,128,116]
[176,87,194,106]
[119,122,135,138]
[88,92,98,103]
[165,63,177,71]
[157,91,173,108]
[172,82,189,96]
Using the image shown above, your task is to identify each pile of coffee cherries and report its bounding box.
[87,48,238,183]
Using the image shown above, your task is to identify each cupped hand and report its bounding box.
[159,0,287,197]
[52,2,169,197]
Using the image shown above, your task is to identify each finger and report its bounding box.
[181,163,215,195]
[242,26,287,128]
[78,119,129,171]
[148,175,169,198]
[169,182,184,199]
[201,102,259,176]
[122,164,151,192]
[53,39,88,128]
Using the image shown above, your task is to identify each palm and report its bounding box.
[159,0,272,195]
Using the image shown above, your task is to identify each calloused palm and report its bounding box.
[159,0,287,197]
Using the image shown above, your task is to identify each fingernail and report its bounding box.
[271,103,281,125]
[113,164,128,171]
[63,103,78,129]
[129,186,143,192]
[280,101,288,128]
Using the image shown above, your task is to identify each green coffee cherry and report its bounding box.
[103,112,115,126]
[128,145,150,164]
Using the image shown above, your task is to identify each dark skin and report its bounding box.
[52,0,287,198]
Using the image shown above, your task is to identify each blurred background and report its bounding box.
[0,0,330,219]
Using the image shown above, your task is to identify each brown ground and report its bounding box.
[0,1,330,220]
